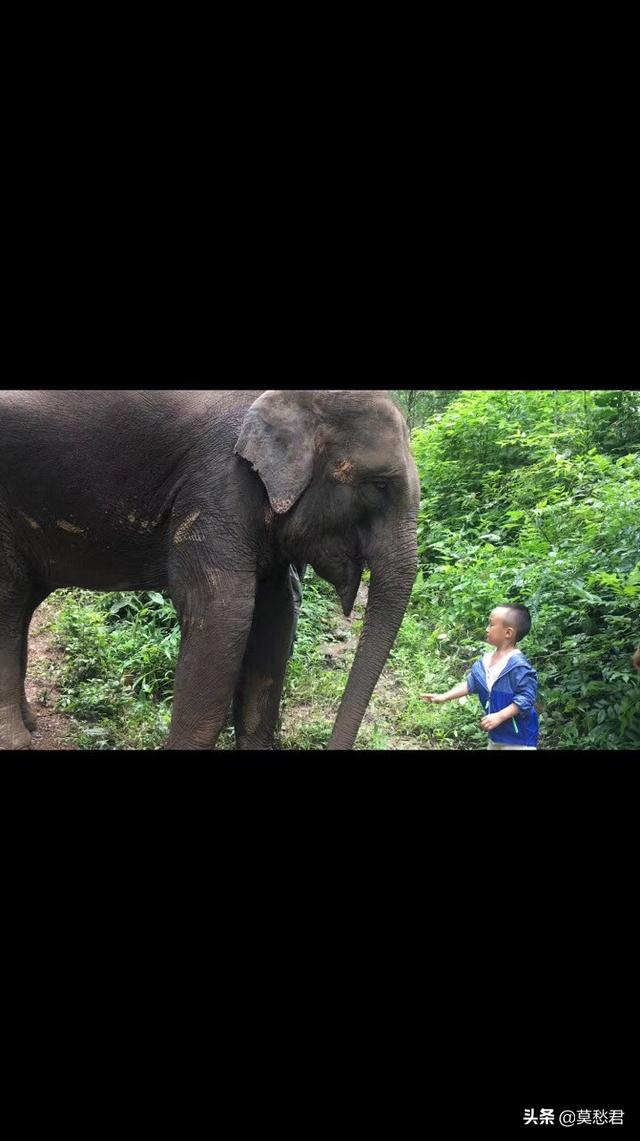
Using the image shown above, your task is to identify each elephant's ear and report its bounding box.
[234,390,316,514]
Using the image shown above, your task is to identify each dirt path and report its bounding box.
[25,598,79,750]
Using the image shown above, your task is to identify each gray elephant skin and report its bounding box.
[0,390,420,751]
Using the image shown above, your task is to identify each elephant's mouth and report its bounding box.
[306,547,364,617]
[337,560,364,617]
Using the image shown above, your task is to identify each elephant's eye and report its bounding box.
[358,480,388,503]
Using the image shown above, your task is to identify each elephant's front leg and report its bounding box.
[233,565,300,750]
[166,568,256,751]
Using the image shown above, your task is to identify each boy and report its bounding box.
[422,604,539,749]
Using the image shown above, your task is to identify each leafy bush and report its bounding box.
[51,590,180,749]
[401,391,640,750]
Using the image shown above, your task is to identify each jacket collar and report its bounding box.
[481,649,527,682]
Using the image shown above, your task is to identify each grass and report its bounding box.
[46,574,451,750]
[46,573,509,751]
[50,589,180,750]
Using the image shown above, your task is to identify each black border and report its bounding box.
[3,382,636,1122]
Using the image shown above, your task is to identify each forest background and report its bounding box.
[46,389,640,750]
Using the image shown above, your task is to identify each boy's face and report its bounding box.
[486,608,515,646]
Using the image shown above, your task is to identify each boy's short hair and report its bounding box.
[500,604,532,641]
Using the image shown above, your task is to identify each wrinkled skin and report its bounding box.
[0,390,420,750]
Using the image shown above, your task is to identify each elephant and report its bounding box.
[0,390,420,751]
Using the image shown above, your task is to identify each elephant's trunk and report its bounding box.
[328,522,418,750]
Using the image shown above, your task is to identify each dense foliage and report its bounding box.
[393,388,640,750]
[50,389,639,750]
[390,389,460,429]
[53,590,177,748]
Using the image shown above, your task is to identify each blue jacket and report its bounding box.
[467,650,539,746]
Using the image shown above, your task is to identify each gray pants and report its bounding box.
[488,740,537,750]
[287,563,305,659]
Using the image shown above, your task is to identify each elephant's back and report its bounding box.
[0,390,265,463]
[0,390,268,510]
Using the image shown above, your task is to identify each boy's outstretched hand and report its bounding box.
[421,693,447,703]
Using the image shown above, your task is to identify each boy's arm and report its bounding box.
[511,667,538,715]
[423,682,469,702]
[481,667,537,728]
[486,701,520,725]
[444,682,470,700]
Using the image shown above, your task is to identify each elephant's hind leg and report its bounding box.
[0,586,35,750]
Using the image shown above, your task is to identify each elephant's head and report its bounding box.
[235,389,420,750]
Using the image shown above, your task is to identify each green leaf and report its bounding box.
[571,584,604,605]
[109,600,134,615]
